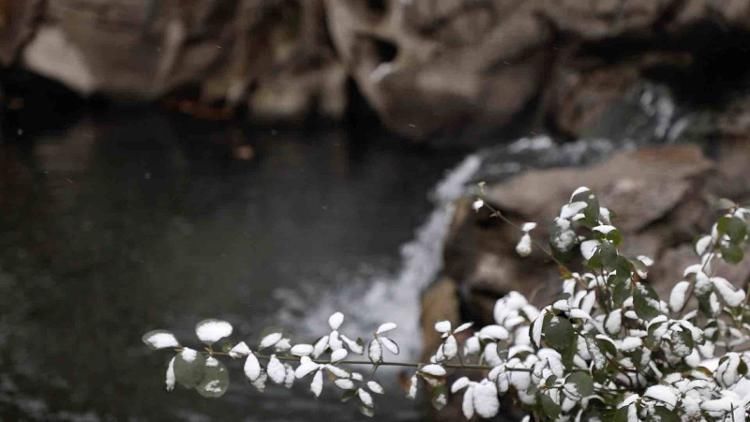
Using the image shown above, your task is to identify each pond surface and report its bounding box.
[0,108,466,421]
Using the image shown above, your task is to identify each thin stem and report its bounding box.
[477,196,577,283]
[191,348,531,372]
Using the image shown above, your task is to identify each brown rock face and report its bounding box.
[5,1,750,140]
[6,0,346,121]
[422,143,750,353]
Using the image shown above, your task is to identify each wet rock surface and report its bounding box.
[422,142,750,358]
[5,1,750,142]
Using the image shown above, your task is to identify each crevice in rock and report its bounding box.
[371,37,398,64]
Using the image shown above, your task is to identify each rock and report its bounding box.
[323,0,750,141]
[7,1,750,140]
[0,0,42,65]
[12,0,346,122]
[423,143,750,342]
[420,277,461,361]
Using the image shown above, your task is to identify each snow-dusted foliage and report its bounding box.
[143,188,750,421]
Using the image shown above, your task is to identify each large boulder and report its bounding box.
[6,1,750,140]
[323,0,750,141]
[422,142,750,354]
[5,0,346,121]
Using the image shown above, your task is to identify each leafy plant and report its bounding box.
[143,187,750,421]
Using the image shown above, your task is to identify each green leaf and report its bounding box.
[430,384,448,411]
[583,195,600,227]
[610,277,630,308]
[633,284,661,320]
[566,372,594,397]
[196,358,230,398]
[613,257,634,282]
[608,406,630,422]
[341,389,358,403]
[721,243,744,264]
[173,349,207,388]
[603,229,623,246]
[718,216,747,243]
[739,358,748,377]
[539,393,561,419]
[543,316,575,352]
[652,406,678,422]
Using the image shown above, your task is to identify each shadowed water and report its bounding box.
[0,108,465,421]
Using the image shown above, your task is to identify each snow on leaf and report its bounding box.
[284,364,295,388]
[451,377,470,393]
[376,322,397,335]
[669,281,690,313]
[683,264,703,277]
[358,388,374,408]
[521,222,537,232]
[637,255,654,267]
[143,330,180,350]
[407,374,418,399]
[313,335,329,358]
[329,330,343,351]
[434,320,452,333]
[244,352,261,381]
[570,186,591,201]
[326,364,349,378]
[294,356,320,379]
[531,310,546,347]
[515,233,532,257]
[290,344,314,357]
[251,370,267,392]
[275,338,291,352]
[267,355,286,384]
[644,385,677,409]
[560,201,588,219]
[695,235,712,256]
[340,335,364,354]
[310,370,323,397]
[711,277,746,307]
[462,385,475,419]
[379,337,400,355]
[593,225,616,235]
[619,337,642,352]
[328,312,344,330]
[580,240,599,261]
[228,341,251,358]
[473,381,499,418]
[180,347,199,363]
[195,319,233,345]
[464,336,480,355]
[165,357,176,391]
[480,325,509,340]
[335,379,355,390]
[454,322,474,333]
[331,348,348,363]
[605,309,622,335]
[442,335,458,359]
[367,381,384,394]
[472,199,484,211]
[259,332,283,349]
[368,339,382,363]
[420,364,446,377]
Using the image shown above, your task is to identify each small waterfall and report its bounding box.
[276,154,481,358]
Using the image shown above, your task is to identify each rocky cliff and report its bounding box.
[4,0,750,143]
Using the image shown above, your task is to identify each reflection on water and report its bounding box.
[0,109,464,421]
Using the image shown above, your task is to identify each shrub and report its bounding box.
[143,187,750,421]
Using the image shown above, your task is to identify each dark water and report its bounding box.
[0,108,464,421]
